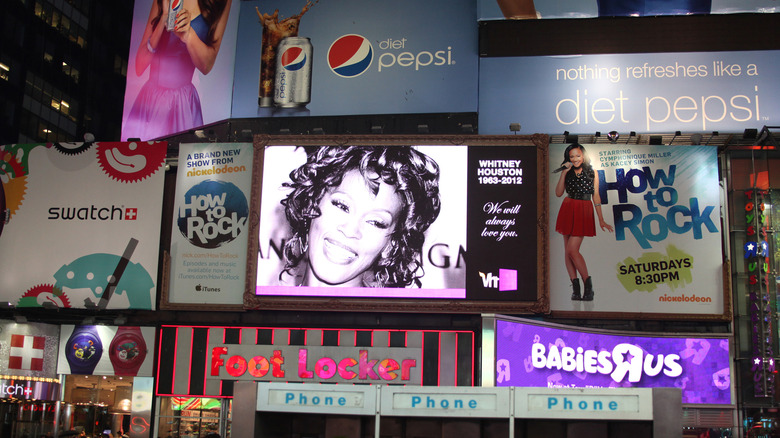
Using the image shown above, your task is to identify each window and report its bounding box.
[156,397,232,438]
[0,62,9,81]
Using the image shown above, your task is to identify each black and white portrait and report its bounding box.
[255,144,467,297]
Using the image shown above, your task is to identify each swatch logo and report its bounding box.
[48,205,138,221]
[327,34,373,78]
[479,269,517,291]
[281,47,307,71]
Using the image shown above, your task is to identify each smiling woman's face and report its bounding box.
[305,170,403,287]
[568,147,585,168]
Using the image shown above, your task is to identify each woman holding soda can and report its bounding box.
[125,0,231,140]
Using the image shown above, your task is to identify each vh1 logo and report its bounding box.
[478,269,517,291]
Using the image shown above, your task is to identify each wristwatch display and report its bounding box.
[109,326,148,376]
[65,325,104,375]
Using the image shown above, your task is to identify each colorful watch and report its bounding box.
[109,326,147,376]
[66,325,104,375]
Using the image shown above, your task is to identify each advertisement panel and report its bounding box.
[493,317,732,405]
[0,320,60,378]
[479,50,780,135]
[547,143,724,317]
[478,0,779,19]
[121,0,241,140]
[231,0,478,119]
[0,142,166,310]
[0,378,60,401]
[57,325,155,377]
[246,136,546,313]
[167,143,253,307]
[156,326,474,396]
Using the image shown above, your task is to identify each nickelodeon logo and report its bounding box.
[479,269,517,291]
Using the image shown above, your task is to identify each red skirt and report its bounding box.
[555,197,596,237]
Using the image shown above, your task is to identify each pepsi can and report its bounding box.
[274,37,312,107]
[166,0,183,31]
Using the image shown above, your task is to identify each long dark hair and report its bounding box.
[280,146,441,288]
[561,143,594,181]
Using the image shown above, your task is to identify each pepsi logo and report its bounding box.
[171,0,182,9]
[281,47,307,71]
[327,34,373,78]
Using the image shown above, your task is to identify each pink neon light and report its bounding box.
[159,325,474,390]
[469,334,475,387]
[156,327,176,395]
[420,333,425,386]
[437,332,441,387]
[337,330,341,347]
[256,286,465,299]
[187,330,195,394]
[454,334,458,387]
[202,329,211,394]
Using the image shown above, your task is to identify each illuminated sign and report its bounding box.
[210,346,419,383]
[393,393,496,411]
[0,142,165,310]
[0,378,60,401]
[258,383,376,416]
[247,136,547,315]
[495,318,732,405]
[544,143,724,318]
[269,389,364,408]
[168,143,253,307]
[529,394,638,413]
[515,387,654,421]
[157,326,474,396]
[480,51,780,135]
[380,386,511,418]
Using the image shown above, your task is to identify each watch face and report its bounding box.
[110,332,147,368]
[67,329,103,370]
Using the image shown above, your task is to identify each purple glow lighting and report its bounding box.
[495,319,731,405]
[498,269,517,291]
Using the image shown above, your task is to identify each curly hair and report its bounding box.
[280,145,441,287]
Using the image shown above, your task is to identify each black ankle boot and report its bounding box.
[570,278,581,300]
[582,276,594,301]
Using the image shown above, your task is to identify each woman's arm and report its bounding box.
[496,0,538,19]
[554,163,571,197]
[135,0,168,76]
[178,0,232,75]
[592,174,614,232]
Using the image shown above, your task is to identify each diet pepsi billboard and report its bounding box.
[494,317,733,405]
[231,0,478,118]
[479,50,780,134]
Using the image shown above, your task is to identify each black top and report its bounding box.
[565,168,594,199]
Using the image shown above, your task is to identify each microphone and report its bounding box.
[552,165,568,173]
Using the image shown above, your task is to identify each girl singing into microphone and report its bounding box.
[554,143,613,301]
